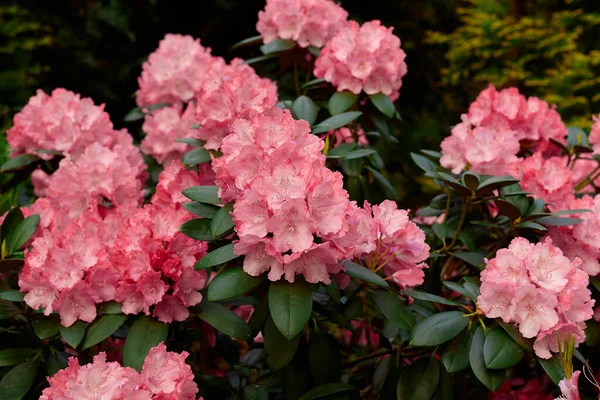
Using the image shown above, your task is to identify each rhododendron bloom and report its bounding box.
[256,0,348,48]
[195,59,278,150]
[141,103,199,165]
[478,237,594,358]
[555,371,581,400]
[40,345,198,399]
[588,114,600,155]
[136,33,225,107]
[517,154,575,209]
[7,88,120,159]
[314,20,407,99]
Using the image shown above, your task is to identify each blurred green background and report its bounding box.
[2,0,600,207]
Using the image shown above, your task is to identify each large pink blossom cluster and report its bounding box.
[212,108,429,286]
[440,85,568,175]
[6,88,123,159]
[314,20,407,99]
[194,59,278,150]
[141,104,198,165]
[19,161,210,326]
[40,344,199,400]
[516,153,575,209]
[548,195,600,276]
[477,237,594,359]
[256,0,348,48]
[136,34,225,107]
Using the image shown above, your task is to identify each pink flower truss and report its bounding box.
[136,33,225,107]
[477,237,594,359]
[194,59,278,150]
[256,0,348,48]
[6,88,119,159]
[588,114,600,155]
[468,84,567,154]
[440,114,520,175]
[547,195,600,276]
[151,159,216,210]
[516,153,575,209]
[213,108,354,284]
[141,103,199,165]
[40,344,199,400]
[555,371,581,400]
[314,20,407,99]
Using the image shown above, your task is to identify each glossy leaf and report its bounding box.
[344,148,377,159]
[59,321,86,348]
[32,316,60,339]
[366,166,399,201]
[328,92,359,115]
[326,142,357,159]
[300,383,356,400]
[269,281,313,340]
[264,316,300,370]
[402,289,462,307]
[537,217,583,226]
[397,356,440,400]
[174,137,204,146]
[373,291,416,331]
[97,301,124,315]
[312,111,362,134]
[301,78,326,90]
[260,38,296,54]
[231,34,262,49]
[475,176,519,196]
[123,316,169,372]
[443,330,472,372]
[0,290,24,302]
[182,147,211,165]
[369,93,395,118]
[179,218,213,241]
[342,260,388,288]
[197,302,252,341]
[410,311,469,346]
[5,215,40,254]
[292,96,319,125]
[182,186,221,204]
[453,252,486,268]
[0,154,41,173]
[207,267,266,301]
[470,327,505,391]
[0,348,37,367]
[538,355,566,385]
[195,243,240,269]
[411,153,437,173]
[182,202,219,218]
[210,204,234,238]
[483,328,524,369]
[0,358,40,399]
[82,314,127,349]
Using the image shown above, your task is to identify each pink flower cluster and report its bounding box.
[7,88,125,160]
[477,237,594,359]
[548,195,600,276]
[256,0,348,48]
[516,153,575,209]
[555,371,581,400]
[40,344,199,400]
[136,34,225,107]
[140,104,199,165]
[314,20,407,99]
[213,108,429,286]
[194,59,278,150]
[440,85,568,175]
[588,114,600,155]
[19,161,211,326]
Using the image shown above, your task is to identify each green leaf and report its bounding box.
[174,137,204,146]
[397,357,440,400]
[197,302,252,341]
[497,321,534,352]
[328,92,359,115]
[97,301,124,314]
[495,199,522,220]
[46,351,68,377]
[475,176,519,196]
[342,260,389,288]
[123,316,169,372]
[182,147,211,165]
[483,328,524,369]
[292,96,319,126]
[402,289,462,307]
[437,173,472,197]
[264,316,300,370]
[269,281,313,340]
[0,290,24,302]
[369,93,395,118]
[244,384,270,400]
[366,166,399,201]
[470,326,505,391]
[442,281,476,301]
[551,209,591,216]
[124,107,144,122]
[182,186,221,204]
[81,314,127,349]
[585,319,600,346]
[179,218,213,241]
[514,221,547,231]
[299,383,356,400]
[32,316,59,339]
[207,267,266,301]
[230,35,263,50]
[372,111,397,143]
[462,277,480,300]
[0,348,37,367]
[341,159,364,177]
[312,111,362,134]
[537,217,583,226]
[301,78,326,90]
[1,208,24,248]
[538,355,566,385]
[309,331,341,385]
[260,38,296,54]
[326,142,357,159]
[0,358,40,400]
[372,291,416,331]
[182,202,219,218]
[411,153,437,173]
[5,215,40,254]
[210,204,234,239]
[343,148,377,160]
[462,172,480,191]
[0,154,41,173]
[59,321,86,348]
[410,311,469,346]
[453,252,486,268]
[443,330,472,372]
[195,244,241,270]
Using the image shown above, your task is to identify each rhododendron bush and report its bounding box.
[4,1,600,400]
